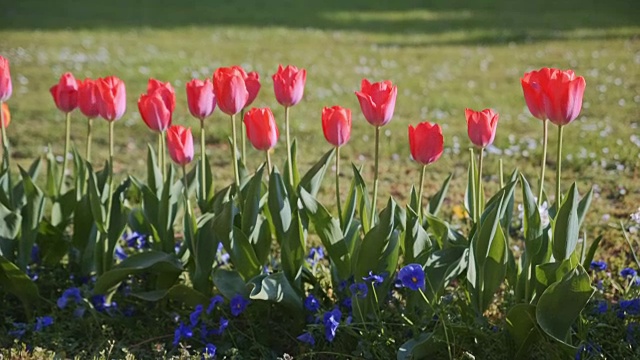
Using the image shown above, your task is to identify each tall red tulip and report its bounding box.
[355,79,397,127]
[186,78,216,121]
[97,76,126,121]
[322,106,351,148]
[78,79,100,119]
[465,108,499,148]
[147,78,176,114]
[272,65,306,107]
[243,108,279,151]
[541,70,585,126]
[0,56,12,102]
[50,72,79,113]
[213,66,249,116]
[245,71,261,108]
[408,121,444,166]
[138,79,175,133]
[521,68,552,121]
[167,125,194,166]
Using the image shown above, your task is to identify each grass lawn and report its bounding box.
[1,0,640,357]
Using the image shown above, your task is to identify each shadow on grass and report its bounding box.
[1,0,638,45]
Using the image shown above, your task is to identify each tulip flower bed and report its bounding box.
[1,50,640,359]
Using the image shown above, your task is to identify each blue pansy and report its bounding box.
[91,295,117,314]
[190,304,203,327]
[203,343,216,359]
[594,300,608,314]
[207,295,224,315]
[57,287,83,309]
[124,231,148,249]
[173,322,193,346]
[619,298,640,316]
[342,297,352,310]
[115,244,128,261]
[590,260,607,272]
[304,294,320,312]
[398,264,425,291]
[323,308,341,342]
[230,294,249,317]
[362,271,385,286]
[621,267,637,278]
[349,282,368,298]
[34,316,53,332]
[297,332,315,346]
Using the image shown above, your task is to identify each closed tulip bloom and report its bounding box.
[245,71,261,108]
[50,72,79,113]
[322,106,351,147]
[213,66,249,116]
[272,65,306,107]
[355,79,397,127]
[166,125,194,165]
[78,79,100,118]
[186,78,216,121]
[465,108,499,148]
[138,91,172,132]
[521,68,552,121]
[243,107,279,151]
[408,121,444,166]
[541,69,586,126]
[147,78,176,114]
[97,76,126,121]
[0,56,12,102]
[1,103,10,128]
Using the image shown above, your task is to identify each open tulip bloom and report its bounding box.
[139,78,176,178]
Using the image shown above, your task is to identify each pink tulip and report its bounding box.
[355,79,397,127]
[272,65,306,107]
[245,71,261,108]
[50,72,79,113]
[243,107,279,151]
[465,108,499,148]
[322,106,351,147]
[97,76,126,121]
[166,125,194,165]
[78,78,100,118]
[0,56,12,102]
[213,66,249,116]
[186,78,216,121]
[408,121,444,166]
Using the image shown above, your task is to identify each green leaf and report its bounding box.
[464,155,478,221]
[212,268,247,299]
[130,284,209,307]
[534,258,577,299]
[403,203,432,265]
[146,144,162,196]
[268,167,292,242]
[397,332,440,360]
[424,213,449,250]
[18,167,46,271]
[552,183,580,261]
[248,272,303,311]
[351,164,372,233]
[427,173,452,216]
[297,147,335,198]
[0,200,20,239]
[241,165,265,237]
[506,304,540,359]
[93,251,183,294]
[105,179,131,272]
[87,165,106,233]
[520,174,544,256]
[582,235,603,270]
[536,265,595,344]
[0,255,41,317]
[36,220,68,266]
[353,198,398,279]
[423,246,468,301]
[577,187,593,227]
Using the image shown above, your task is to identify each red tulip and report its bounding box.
[78,78,100,118]
[465,108,499,148]
[213,66,249,116]
[245,71,261,108]
[1,103,10,128]
[322,106,351,147]
[272,65,306,107]
[96,76,126,121]
[408,121,444,166]
[0,56,12,102]
[542,69,585,126]
[146,78,176,114]
[521,68,552,121]
[355,79,397,127]
[138,91,172,132]
[50,72,79,113]
[166,125,194,166]
[186,78,216,121]
[243,107,279,151]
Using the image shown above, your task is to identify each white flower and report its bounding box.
[630,207,640,225]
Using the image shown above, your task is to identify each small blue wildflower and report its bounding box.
[230,294,249,317]
[595,300,608,314]
[207,295,224,315]
[307,246,325,266]
[590,260,607,272]
[57,287,83,309]
[323,308,341,342]
[216,242,230,264]
[190,305,203,327]
[212,317,229,336]
[173,322,193,346]
[8,322,28,339]
[26,266,39,281]
[620,298,640,316]
[115,245,127,261]
[362,271,385,286]
[621,267,637,278]
[345,315,352,325]
[349,282,368,298]
[398,264,425,291]
[337,276,354,292]
[203,343,216,359]
[304,294,320,312]
[342,297,352,310]
[124,231,148,249]
[296,332,315,346]
[34,316,53,332]
[91,295,117,313]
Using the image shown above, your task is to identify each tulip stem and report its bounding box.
[284,106,294,187]
[103,120,115,274]
[336,146,343,229]
[538,119,548,207]
[477,147,484,220]
[555,125,564,205]
[230,114,240,188]
[499,158,504,188]
[86,117,93,163]
[265,150,272,178]
[418,164,426,221]
[469,148,477,223]
[240,108,246,166]
[200,121,207,201]
[160,131,167,180]
[0,101,9,169]
[58,112,72,196]
[182,164,190,207]
[371,126,380,226]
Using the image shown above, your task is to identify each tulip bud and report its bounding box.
[272,65,306,107]
[167,125,194,166]
[408,121,443,166]
[355,79,397,127]
[322,106,351,147]
[465,108,499,148]
[243,107,279,151]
